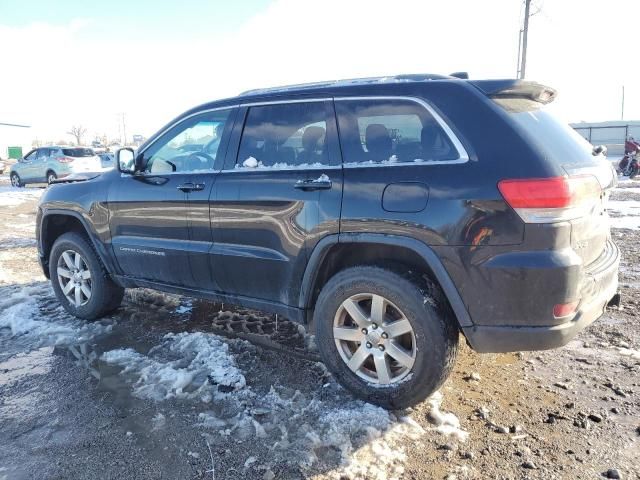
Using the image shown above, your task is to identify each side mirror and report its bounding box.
[592,145,608,157]
[116,147,143,173]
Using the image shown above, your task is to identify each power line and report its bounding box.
[0,122,30,128]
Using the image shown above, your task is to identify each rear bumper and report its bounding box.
[463,239,620,353]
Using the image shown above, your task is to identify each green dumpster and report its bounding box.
[7,146,23,159]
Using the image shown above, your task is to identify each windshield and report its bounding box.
[62,148,95,157]
[494,98,596,165]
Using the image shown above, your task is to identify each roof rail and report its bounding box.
[238,73,453,97]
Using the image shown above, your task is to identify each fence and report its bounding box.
[572,123,640,157]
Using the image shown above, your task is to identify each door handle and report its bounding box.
[177,182,205,192]
[294,177,332,191]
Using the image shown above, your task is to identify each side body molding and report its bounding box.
[299,233,473,328]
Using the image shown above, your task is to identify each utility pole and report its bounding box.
[519,0,531,79]
[621,85,625,120]
[120,113,127,146]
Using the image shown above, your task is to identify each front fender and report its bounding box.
[38,170,119,276]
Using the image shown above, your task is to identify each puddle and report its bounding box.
[0,347,54,386]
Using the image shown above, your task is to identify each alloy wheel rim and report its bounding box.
[333,293,416,385]
[57,249,92,307]
[48,174,55,184]
[11,175,18,186]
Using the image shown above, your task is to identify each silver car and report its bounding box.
[10,147,103,187]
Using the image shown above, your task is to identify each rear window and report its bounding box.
[494,98,595,164]
[62,148,95,157]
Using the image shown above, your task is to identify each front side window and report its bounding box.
[236,102,331,169]
[336,99,459,165]
[143,109,232,174]
[35,148,49,160]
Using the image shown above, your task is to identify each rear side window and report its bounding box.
[493,98,595,164]
[335,99,459,165]
[62,148,95,157]
[236,102,333,169]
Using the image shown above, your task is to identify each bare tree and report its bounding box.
[67,125,87,146]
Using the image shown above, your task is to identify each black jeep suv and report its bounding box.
[36,74,619,408]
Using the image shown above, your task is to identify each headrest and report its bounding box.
[365,124,391,155]
[302,126,325,150]
[421,125,440,147]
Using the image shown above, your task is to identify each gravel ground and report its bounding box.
[0,175,638,480]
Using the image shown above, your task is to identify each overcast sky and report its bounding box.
[0,0,638,143]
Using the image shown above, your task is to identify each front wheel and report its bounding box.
[10,173,22,187]
[49,232,124,320]
[314,266,459,409]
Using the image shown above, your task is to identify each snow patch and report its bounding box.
[151,413,166,431]
[101,332,246,401]
[175,304,192,314]
[607,199,640,230]
[424,391,469,442]
[0,283,112,348]
[617,347,640,361]
[236,157,326,170]
[0,186,44,207]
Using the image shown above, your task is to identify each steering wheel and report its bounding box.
[185,151,215,170]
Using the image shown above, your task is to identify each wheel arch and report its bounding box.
[39,210,118,279]
[300,233,473,330]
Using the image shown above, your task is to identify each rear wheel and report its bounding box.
[49,232,124,320]
[47,171,57,185]
[10,172,22,187]
[314,266,459,409]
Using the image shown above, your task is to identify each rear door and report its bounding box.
[108,108,235,288]
[209,99,342,306]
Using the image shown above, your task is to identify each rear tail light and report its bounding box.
[498,175,601,223]
[56,156,74,163]
[553,300,579,319]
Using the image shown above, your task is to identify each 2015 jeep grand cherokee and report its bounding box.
[36,74,620,409]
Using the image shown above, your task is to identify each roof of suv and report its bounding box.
[237,73,464,97]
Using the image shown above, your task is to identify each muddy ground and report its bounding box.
[0,176,638,480]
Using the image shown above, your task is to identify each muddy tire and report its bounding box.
[314,266,459,409]
[10,172,22,187]
[49,232,124,320]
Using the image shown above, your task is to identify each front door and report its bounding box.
[24,148,47,181]
[210,100,343,307]
[108,108,235,288]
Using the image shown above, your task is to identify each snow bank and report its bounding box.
[0,283,112,348]
[101,332,246,401]
[0,186,43,207]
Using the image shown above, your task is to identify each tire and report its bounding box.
[10,172,22,187]
[314,266,459,409]
[49,232,124,320]
[47,171,57,185]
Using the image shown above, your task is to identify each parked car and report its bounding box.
[10,147,103,186]
[35,74,620,409]
[97,152,115,169]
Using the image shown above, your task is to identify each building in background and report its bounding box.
[571,120,640,158]
[0,122,31,160]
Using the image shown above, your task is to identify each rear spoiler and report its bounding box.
[471,80,557,105]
